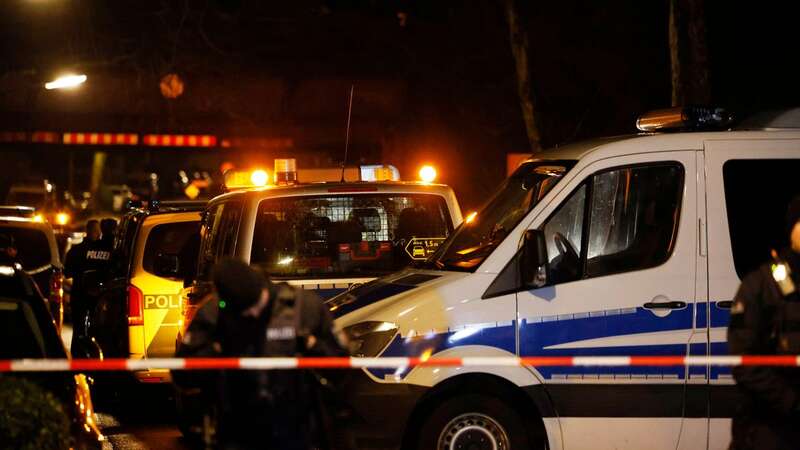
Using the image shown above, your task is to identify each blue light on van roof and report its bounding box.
[636,106,733,132]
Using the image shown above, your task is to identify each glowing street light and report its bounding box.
[44,74,87,90]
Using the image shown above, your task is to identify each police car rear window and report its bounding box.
[250,194,452,278]
[0,226,51,270]
[142,221,201,276]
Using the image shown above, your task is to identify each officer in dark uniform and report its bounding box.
[85,218,116,283]
[178,258,347,450]
[728,196,800,449]
[64,220,101,349]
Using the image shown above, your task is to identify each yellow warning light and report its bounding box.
[250,169,269,187]
[32,214,45,223]
[184,183,201,200]
[224,169,271,190]
[465,211,477,224]
[55,212,70,226]
[419,165,437,183]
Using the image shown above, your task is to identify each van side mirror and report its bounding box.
[520,229,548,289]
[154,253,180,278]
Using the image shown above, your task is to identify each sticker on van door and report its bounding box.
[144,295,181,309]
[404,237,445,260]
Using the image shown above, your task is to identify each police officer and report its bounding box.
[85,218,116,280]
[64,219,101,349]
[728,196,800,449]
[179,258,347,450]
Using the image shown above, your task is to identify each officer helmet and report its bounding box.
[212,258,267,312]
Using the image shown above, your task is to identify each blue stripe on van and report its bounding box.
[367,302,734,381]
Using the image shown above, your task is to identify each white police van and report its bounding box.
[329,108,800,450]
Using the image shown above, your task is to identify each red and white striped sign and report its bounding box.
[143,134,217,147]
[0,131,27,143]
[63,132,138,145]
[31,131,60,144]
[1,355,799,372]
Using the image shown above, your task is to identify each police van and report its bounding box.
[177,162,462,335]
[328,107,800,450]
[173,162,462,437]
[92,201,203,383]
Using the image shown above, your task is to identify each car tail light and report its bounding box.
[379,241,392,251]
[338,243,351,253]
[128,285,144,326]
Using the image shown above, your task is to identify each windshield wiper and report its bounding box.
[438,240,496,269]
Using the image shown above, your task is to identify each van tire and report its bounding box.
[416,394,535,450]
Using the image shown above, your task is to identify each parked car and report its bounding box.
[0,208,64,328]
[0,263,103,448]
[90,200,203,384]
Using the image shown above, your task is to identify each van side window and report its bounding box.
[538,163,683,286]
[196,202,242,281]
[542,184,586,284]
[723,159,800,279]
[142,221,200,276]
[585,164,683,277]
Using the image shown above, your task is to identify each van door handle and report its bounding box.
[716,300,733,309]
[643,300,687,310]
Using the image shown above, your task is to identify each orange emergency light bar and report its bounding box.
[223,169,272,190]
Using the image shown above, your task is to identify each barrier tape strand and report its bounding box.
[1,355,800,372]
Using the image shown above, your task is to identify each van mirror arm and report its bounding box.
[520,229,548,289]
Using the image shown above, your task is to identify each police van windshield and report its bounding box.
[250,193,452,278]
[431,160,575,271]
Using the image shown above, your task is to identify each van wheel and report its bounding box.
[416,394,535,450]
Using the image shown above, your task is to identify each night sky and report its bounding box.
[1,0,798,208]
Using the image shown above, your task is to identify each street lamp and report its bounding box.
[44,74,87,90]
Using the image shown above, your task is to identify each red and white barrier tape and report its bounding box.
[2,355,800,372]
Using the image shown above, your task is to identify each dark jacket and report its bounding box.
[728,249,800,450]
[64,240,91,296]
[178,283,347,450]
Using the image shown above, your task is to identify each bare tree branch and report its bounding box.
[503,0,542,153]
[669,0,710,106]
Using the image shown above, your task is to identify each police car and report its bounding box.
[328,107,800,450]
[0,205,64,329]
[92,201,203,383]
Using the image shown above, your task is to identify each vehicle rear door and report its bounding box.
[703,139,800,449]
[132,214,200,358]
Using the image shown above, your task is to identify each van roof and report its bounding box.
[210,180,457,204]
[529,129,800,163]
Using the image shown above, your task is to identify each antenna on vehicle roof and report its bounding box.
[340,84,355,182]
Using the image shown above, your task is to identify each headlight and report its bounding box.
[55,212,70,225]
[343,321,398,357]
